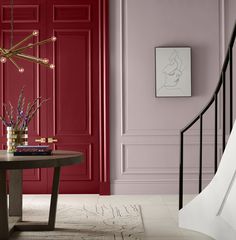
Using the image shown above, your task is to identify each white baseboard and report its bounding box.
[111,179,212,194]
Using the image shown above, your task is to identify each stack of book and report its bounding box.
[14,145,52,156]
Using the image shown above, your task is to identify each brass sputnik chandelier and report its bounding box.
[0,0,56,73]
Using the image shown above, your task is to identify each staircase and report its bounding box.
[179,22,236,240]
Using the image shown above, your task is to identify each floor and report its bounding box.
[13,194,213,240]
[93,194,213,240]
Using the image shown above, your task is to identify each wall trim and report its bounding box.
[219,0,226,66]
[112,179,213,184]
[120,0,224,137]
[218,0,225,130]
[120,143,219,176]
[111,179,212,194]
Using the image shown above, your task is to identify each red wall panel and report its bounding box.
[0,0,109,194]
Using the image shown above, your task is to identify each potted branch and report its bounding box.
[0,87,48,152]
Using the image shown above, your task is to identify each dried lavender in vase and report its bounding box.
[0,87,48,130]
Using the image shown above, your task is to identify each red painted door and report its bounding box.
[0,0,48,193]
[46,0,101,193]
[0,0,109,194]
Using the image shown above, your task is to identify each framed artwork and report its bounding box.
[155,47,191,97]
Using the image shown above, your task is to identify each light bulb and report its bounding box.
[42,58,49,64]
[49,64,55,69]
[32,30,39,36]
[0,57,7,63]
[51,36,57,42]
[19,68,24,73]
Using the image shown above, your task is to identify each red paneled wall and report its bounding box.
[0,0,109,194]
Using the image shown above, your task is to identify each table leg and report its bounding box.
[14,167,61,232]
[9,170,23,219]
[48,167,61,230]
[0,170,9,240]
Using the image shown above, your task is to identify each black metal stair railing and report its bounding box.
[179,22,236,210]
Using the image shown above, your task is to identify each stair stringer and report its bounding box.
[179,121,236,240]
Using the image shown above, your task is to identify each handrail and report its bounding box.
[179,21,236,210]
[181,22,236,134]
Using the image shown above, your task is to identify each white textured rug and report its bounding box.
[10,195,144,240]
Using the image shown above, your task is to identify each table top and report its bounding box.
[0,150,84,170]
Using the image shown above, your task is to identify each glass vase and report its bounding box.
[7,127,28,153]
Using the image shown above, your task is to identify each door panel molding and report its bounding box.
[2,5,39,23]
[53,4,91,23]
[56,143,92,181]
[23,169,41,181]
[52,29,92,136]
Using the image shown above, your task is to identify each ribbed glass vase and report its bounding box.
[7,127,28,153]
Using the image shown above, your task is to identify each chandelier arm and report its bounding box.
[0,48,5,57]
[0,48,7,55]
[13,37,55,54]
[0,48,13,58]
[14,53,51,67]
[0,52,14,58]
[8,32,35,52]
[8,57,22,71]
[15,53,47,64]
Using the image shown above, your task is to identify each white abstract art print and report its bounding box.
[155,47,191,97]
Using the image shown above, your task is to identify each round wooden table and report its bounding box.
[0,150,84,240]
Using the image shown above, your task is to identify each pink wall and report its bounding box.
[110,0,233,194]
